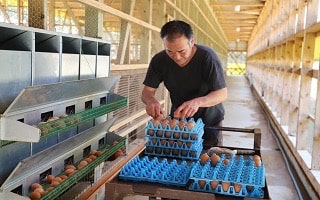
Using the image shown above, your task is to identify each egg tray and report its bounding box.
[119,156,195,187]
[188,154,265,198]
[144,139,203,161]
[39,133,126,200]
[145,118,204,142]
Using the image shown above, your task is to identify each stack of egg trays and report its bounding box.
[188,154,266,198]
[144,118,204,161]
[119,156,195,187]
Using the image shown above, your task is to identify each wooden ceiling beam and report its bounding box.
[212,2,265,7]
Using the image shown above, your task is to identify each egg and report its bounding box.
[33,187,44,195]
[163,148,171,155]
[84,157,93,163]
[182,132,189,139]
[172,149,179,156]
[151,138,157,145]
[65,165,76,170]
[187,121,195,130]
[198,180,206,189]
[253,155,262,167]
[30,183,42,191]
[160,139,166,146]
[153,119,160,127]
[223,158,230,165]
[179,120,186,130]
[181,150,188,156]
[161,118,170,128]
[210,154,220,166]
[210,181,219,190]
[148,129,155,136]
[173,132,180,139]
[50,181,60,187]
[156,130,163,137]
[29,191,41,200]
[165,131,172,138]
[168,140,175,146]
[46,175,55,184]
[222,181,230,192]
[89,155,97,160]
[53,177,62,183]
[177,141,183,147]
[95,150,103,156]
[200,153,210,165]
[234,183,242,193]
[186,142,192,148]
[169,118,178,128]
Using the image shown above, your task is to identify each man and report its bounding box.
[141,20,227,148]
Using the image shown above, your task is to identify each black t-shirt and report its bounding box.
[143,44,226,126]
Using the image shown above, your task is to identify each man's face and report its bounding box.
[164,35,194,67]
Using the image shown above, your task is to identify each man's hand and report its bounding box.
[174,99,199,119]
[142,86,165,119]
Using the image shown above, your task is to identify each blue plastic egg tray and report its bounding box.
[145,118,204,160]
[145,118,204,142]
[119,156,195,187]
[144,139,203,160]
[188,154,265,198]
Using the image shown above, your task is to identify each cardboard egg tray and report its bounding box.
[188,154,265,198]
[119,156,195,187]
[145,118,204,160]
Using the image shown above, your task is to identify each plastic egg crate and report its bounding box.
[188,154,265,198]
[144,138,203,160]
[145,118,204,142]
[119,156,195,186]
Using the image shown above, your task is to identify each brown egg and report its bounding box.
[89,155,97,160]
[65,168,75,176]
[50,181,60,187]
[151,138,157,145]
[177,140,183,147]
[33,187,44,195]
[182,132,189,139]
[254,158,262,167]
[191,133,197,140]
[169,119,178,129]
[164,148,171,155]
[165,131,172,138]
[155,147,162,154]
[187,121,196,130]
[46,175,55,184]
[148,129,155,136]
[222,181,230,192]
[186,142,192,148]
[95,150,103,156]
[173,132,180,139]
[30,183,42,191]
[223,158,230,165]
[198,180,206,189]
[29,191,41,200]
[210,181,219,190]
[181,150,188,156]
[172,149,179,156]
[168,140,175,146]
[179,120,186,130]
[60,175,68,180]
[234,183,242,193]
[146,146,154,153]
[253,155,261,161]
[65,165,76,170]
[53,177,62,183]
[200,153,210,165]
[160,139,166,146]
[156,130,163,137]
[210,154,220,166]
[90,150,97,155]
[153,119,160,127]
[84,157,93,163]
[161,119,170,128]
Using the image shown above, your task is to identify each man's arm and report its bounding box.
[141,85,164,119]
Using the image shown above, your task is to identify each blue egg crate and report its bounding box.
[119,156,195,187]
[144,118,204,160]
[145,118,204,142]
[144,139,203,160]
[188,154,266,198]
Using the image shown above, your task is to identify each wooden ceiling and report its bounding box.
[210,0,266,43]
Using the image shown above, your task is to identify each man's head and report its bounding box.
[160,20,195,67]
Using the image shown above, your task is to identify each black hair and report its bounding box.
[160,20,194,40]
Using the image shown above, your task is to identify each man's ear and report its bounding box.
[189,37,195,46]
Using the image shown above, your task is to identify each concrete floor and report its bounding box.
[223,76,298,200]
[122,75,299,200]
